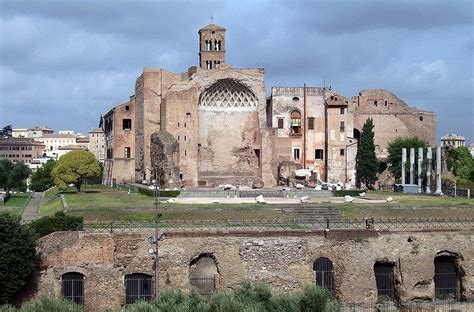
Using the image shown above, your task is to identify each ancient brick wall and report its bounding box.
[35,230,473,311]
[268,87,356,184]
[353,89,436,160]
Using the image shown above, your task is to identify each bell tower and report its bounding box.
[198,23,226,70]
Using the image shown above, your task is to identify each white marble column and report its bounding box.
[401,148,407,185]
[435,145,442,195]
[410,148,415,185]
[417,147,423,193]
[426,147,432,193]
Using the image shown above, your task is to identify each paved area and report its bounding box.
[21,192,43,223]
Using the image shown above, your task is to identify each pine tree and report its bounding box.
[355,118,378,189]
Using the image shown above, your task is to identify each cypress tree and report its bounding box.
[355,118,378,189]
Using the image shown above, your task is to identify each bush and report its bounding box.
[137,187,180,198]
[28,212,83,238]
[0,213,36,304]
[331,190,366,197]
[2,296,82,312]
[124,281,338,312]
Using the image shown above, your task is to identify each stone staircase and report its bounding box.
[281,205,342,222]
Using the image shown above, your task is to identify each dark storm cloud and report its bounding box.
[0,0,472,142]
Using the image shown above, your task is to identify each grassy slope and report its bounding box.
[56,185,474,222]
[0,192,32,217]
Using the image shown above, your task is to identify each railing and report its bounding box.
[82,218,474,233]
[441,186,470,199]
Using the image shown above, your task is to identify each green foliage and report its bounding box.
[446,146,474,182]
[51,150,101,192]
[124,282,338,312]
[0,305,15,312]
[355,118,378,189]
[331,190,366,197]
[18,296,81,312]
[0,159,31,194]
[137,187,180,198]
[299,285,332,312]
[387,137,428,181]
[0,213,36,304]
[29,160,55,192]
[28,211,83,238]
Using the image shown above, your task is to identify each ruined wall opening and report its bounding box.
[374,261,400,305]
[434,252,464,301]
[313,257,334,296]
[61,272,84,305]
[290,110,302,135]
[353,128,361,141]
[189,253,219,296]
[125,273,153,304]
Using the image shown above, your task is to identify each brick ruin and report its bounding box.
[102,23,436,189]
[32,230,473,311]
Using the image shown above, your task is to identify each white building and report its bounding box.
[88,128,105,162]
[441,133,466,148]
[36,133,83,159]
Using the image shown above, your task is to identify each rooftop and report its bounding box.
[199,23,226,32]
[37,134,79,139]
[441,133,466,140]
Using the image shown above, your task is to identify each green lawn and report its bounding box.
[38,197,63,217]
[55,185,474,222]
[0,192,32,217]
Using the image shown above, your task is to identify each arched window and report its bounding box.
[290,110,302,135]
[313,257,334,294]
[434,255,461,300]
[190,253,219,295]
[374,262,395,302]
[62,272,84,305]
[125,273,153,304]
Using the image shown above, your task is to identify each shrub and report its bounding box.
[0,213,36,304]
[124,281,338,312]
[137,187,180,198]
[20,296,81,312]
[28,212,83,238]
[331,190,366,197]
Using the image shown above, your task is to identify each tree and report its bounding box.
[387,137,428,181]
[355,118,378,189]
[446,146,474,182]
[51,150,101,193]
[29,160,55,192]
[0,159,31,194]
[0,212,36,304]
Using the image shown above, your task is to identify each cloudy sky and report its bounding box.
[1,0,473,143]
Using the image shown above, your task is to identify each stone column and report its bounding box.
[417,147,423,193]
[435,145,442,195]
[401,148,407,184]
[426,147,432,193]
[409,148,415,185]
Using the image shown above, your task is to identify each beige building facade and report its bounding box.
[102,24,435,188]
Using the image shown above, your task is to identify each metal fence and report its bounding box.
[82,218,474,233]
[441,186,471,199]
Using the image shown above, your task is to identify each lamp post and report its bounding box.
[147,170,165,299]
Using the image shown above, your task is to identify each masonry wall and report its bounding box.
[35,230,473,311]
[353,89,436,160]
